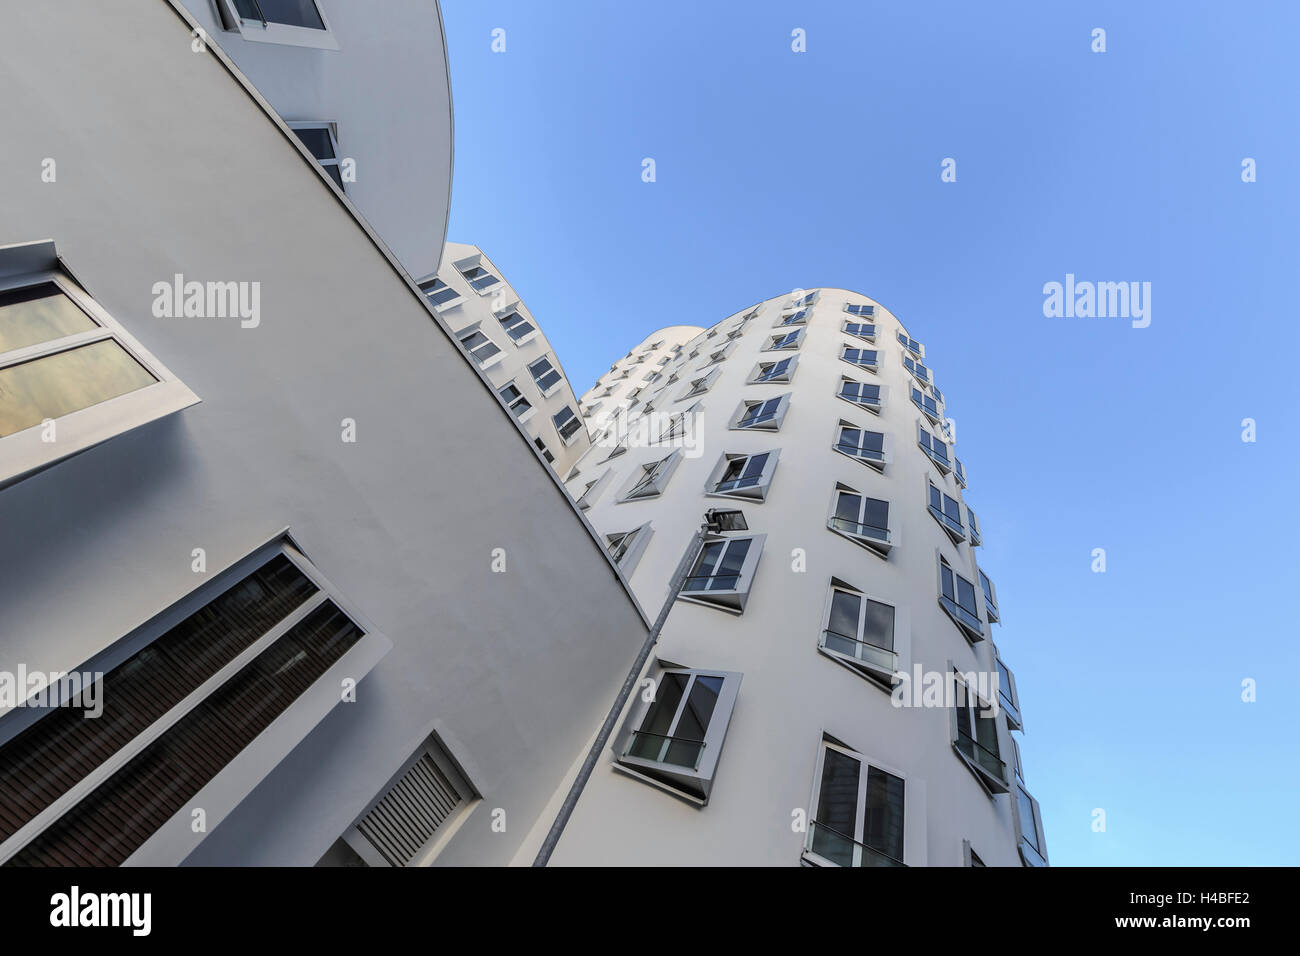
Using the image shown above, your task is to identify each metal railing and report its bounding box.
[821,629,896,672]
[941,595,983,635]
[828,516,890,543]
[835,441,884,462]
[956,730,1007,784]
[805,821,905,867]
[928,505,965,537]
[624,730,706,770]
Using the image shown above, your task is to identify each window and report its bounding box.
[952,673,1008,792]
[927,482,965,542]
[963,839,987,867]
[529,356,563,394]
[765,329,803,351]
[574,469,611,509]
[791,290,819,307]
[939,556,984,641]
[828,483,891,555]
[327,736,474,867]
[457,263,500,294]
[954,457,967,488]
[838,376,881,413]
[1016,786,1049,866]
[0,538,386,865]
[457,327,501,368]
[967,506,982,547]
[996,658,1021,731]
[749,355,798,384]
[897,332,924,357]
[498,382,532,420]
[820,580,897,681]
[917,422,951,473]
[834,422,886,471]
[679,534,766,613]
[659,402,698,442]
[701,343,733,367]
[601,443,628,463]
[730,393,790,431]
[680,367,719,399]
[844,303,875,317]
[843,320,876,342]
[614,665,742,804]
[418,276,462,308]
[707,451,779,501]
[979,570,1000,623]
[606,522,653,574]
[903,354,931,383]
[841,345,879,371]
[497,310,536,343]
[533,436,554,464]
[0,245,200,488]
[777,309,808,327]
[804,740,906,867]
[620,450,682,501]
[219,0,338,49]
[553,406,583,444]
[910,386,941,423]
[288,123,345,191]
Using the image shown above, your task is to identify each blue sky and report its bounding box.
[441,1,1300,865]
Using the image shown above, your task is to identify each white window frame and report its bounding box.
[497,380,534,424]
[827,481,895,557]
[817,578,899,685]
[917,420,952,474]
[456,322,504,371]
[949,669,1009,794]
[979,568,1000,623]
[1015,785,1049,866]
[606,521,654,575]
[495,304,538,346]
[926,477,966,544]
[286,121,345,193]
[215,0,339,50]
[618,450,683,502]
[832,419,889,473]
[910,384,943,425]
[764,328,804,351]
[836,375,884,415]
[897,330,925,359]
[996,656,1021,731]
[677,533,767,614]
[747,354,799,384]
[0,242,201,488]
[705,449,781,501]
[574,468,613,510]
[840,343,880,373]
[842,318,876,343]
[729,393,791,432]
[843,302,875,317]
[528,355,564,397]
[938,553,984,642]
[902,353,931,384]
[678,366,720,401]
[552,405,583,446]
[802,738,916,868]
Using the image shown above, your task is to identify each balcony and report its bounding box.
[803,822,905,868]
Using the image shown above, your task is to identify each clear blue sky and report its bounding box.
[441,1,1300,865]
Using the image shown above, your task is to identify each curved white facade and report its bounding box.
[553,289,1048,867]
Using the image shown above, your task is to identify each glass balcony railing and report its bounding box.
[999,691,1021,728]
[956,731,1007,785]
[835,442,884,462]
[828,515,890,544]
[928,505,965,537]
[682,573,740,593]
[940,595,983,635]
[821,629,896,672]
[805,821,905,868]
[625,730,705,770]
[839,389,881,408]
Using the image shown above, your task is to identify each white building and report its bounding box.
[550,289,1049,866]
[0,0,647,868]
[417,243,593,478]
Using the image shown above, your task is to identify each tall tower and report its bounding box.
[553,288,1048,866]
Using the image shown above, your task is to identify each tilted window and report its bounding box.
[917,421,951,473]
[706,450,780,501]
[834,421,887,471]
[498,382,532,420]
[820,579,897,683]
[803,740,906,868]
[939,555,984,641]
[749,354,798,384]
[288,122,346,192]
[927,481,965,543]
[497,309,536,342]
[619,450,682,501]
[841,345,879,370]
[458,326,501,368]
[529,356,563,394]
[838,376,882,413]
[828,483,892,556]
[679,534,766,614]
[952,673,1009,793]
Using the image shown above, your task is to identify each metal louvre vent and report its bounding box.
[355,749,464,867]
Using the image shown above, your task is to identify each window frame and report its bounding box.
[747,354,799,384]
[286,121,346,193]
[917,420,952,474]
[836,375,885,415]
[1015,784,1049,866]
[497,380,534,423]
[495,305,538,346]
[729,392,791,432]
[938,553,985,642]
[618,449,683,502]
[817,577,900,685]
[605,521,654,575]
[801,738,912,868]
[528,355,564,397]
[841,318,877,343]
[455,322,504,371]
[826,481,894,557]
[677,533,767,614]
[926,477,966,544]
[0,249,200,488]
[215,0,340,50]
[949,669,1010,794]
[840,343,880,373]
[764,328,804,352]
[832,418,889,473]
[552,405,583,445]
[705,449,781,501]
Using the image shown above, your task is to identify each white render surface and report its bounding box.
[552,289,1042,866]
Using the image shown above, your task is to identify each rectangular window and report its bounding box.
[939,557,984,640]
[497,310,535,342]
[805,741,906,867]
[706,451,779,502]
[232,0,326,29]
[911,386,940,422]
[1017,786,1048,866]
[841,346,878,370]
[752,356,796,383]
[821,581,897,678]
[553,406,582,443]
[953,675,1008,792]
[835,423,886,467]
[621,451,681,501]
[844,303,875,316]
[928,482,965,541]
[735,397,782,429]
[954,457,967,488]
[529,357,563,393]
[838,377,881,411]
[0,254,199,487]
[903,355,930,383]
[897,332,923,356]
[829,485,891,552]
[533,436,554,463]
[458,263,500,293]
[997,658,1021,730]
[766,330,802,351]
[918,424,951,471]
[843,321,876,340]
[418,277,461,307]
[606,522,652,573]
[288,123,345,191]
[967,506,982,547]
[498,382,532,419]
[458,328,501,367]
[778,310,807,326]
[678,534,766,613]
[979,570,999,623]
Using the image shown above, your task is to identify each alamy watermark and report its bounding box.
[0,666,103,718]
[1043,273,1151,328]
[152,273,260,328]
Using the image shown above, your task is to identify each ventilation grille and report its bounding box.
[356,750,463,867]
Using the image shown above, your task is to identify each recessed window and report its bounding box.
[939,555,984,641]
[498,382,532,420]
[731,393,790,431]
[679,534,766,613]
[529,356,563,394]
[606,521,653,574]
[791,291,819,308]
[419,277,462,308]
[844,303,875,317]
[917,422,951,473]
[497,309,536,343]
[765,329,803,351]
[903,354,930,383]
[803,740,906,868]
[457,327,501,368]
[910,386,942,424]
[952,673,1008,793]
[979,569,1000,623]
[841,345,878,371]
[834,421,886,471]
[614,665,742,804]
[458,263,500,294]
[828,483,891,555]
[0,251,199,488]
[1016,785,1049,866]
[553,405,583,444]
[838,376,881,413]
[843,320,876,342]
[707,450,779,501]
[927,481,965,543]
[820,579,897,681]
[620,450,682,502]
[288,122,345,191]
[749,355,798,384]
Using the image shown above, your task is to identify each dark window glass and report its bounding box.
[234,0,326,30]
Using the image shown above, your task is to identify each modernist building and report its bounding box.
[0,1,647,867]
[417,243,593,478]
[550,289,1049,867]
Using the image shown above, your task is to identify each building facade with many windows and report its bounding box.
[550,289,1047,867]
